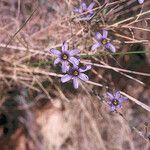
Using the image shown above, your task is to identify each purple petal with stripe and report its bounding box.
[81,2,87,11]
[95,32,102,40]
[73,65,79,70]
[78,73,89,81]
[89,11,95,15]
[102,30,108,38]
[74,8,81,13]
[62,42,68,52]
[114,91,121,99]
[91,42,101,51]
[50,49,61,56]
[69,57,79,66]
[73,77,79,89]
[62,61,68,73]
[61,74,72,83]
[79,65,91,72]
[117,104,122,109]
[119,96,128,102]
[107,92,114,100]
[87,2,95,10]
[110,105,116,112]
[69,49,80,56]
[54,58,61,65]
[105,43,116,53]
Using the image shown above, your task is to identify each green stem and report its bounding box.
[80,51,145,58]
[31,51,145,67]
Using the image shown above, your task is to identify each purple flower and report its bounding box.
[74,2,95,20]
[138,0,144,4]
[107,91,128,112]
[91,30,116,53]
[50,42,80,73]
[61,65,91,89]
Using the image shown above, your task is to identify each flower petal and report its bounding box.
[74,55,80,61]
[107,92,114,100]
[72,65,79,70]
[50,49,61,56]
[69,49,80,56]
[79,65,91,72]
[54,58,61,65]
[61,74,72,83]
[95,32,102,40]
[114,91,121,99]
[78,73,89,81]
[73,77,79,89]
[87,2,95,10]
[105,43,116,53]
[81,2,87,11]
[119,96,128,102]
[89,11,95,15]
[102,29,108,38]
[138,0,144,4]
[117,104,123,109]
[62,42,68,52]
[74,8,80,13]
[69,57,79,66]
[91,42,101,51]
[110,105,116,112]
[62,61,68,73]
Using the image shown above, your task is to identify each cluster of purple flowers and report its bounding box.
[50,42,91,89]
[73,2,116,53]
[50,1,131,111]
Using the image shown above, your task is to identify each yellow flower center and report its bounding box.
[73,70,79,76]
[62,54,68,60]
[112,99,119,106]
[101,39,108,45]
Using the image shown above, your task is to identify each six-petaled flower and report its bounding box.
[61,65,91,89]
[107,91,128,112]
[50,42,80,73]
[74,2,95,21]
[91,30,116,53]
[138,0,144,4]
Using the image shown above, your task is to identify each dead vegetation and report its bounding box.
[0,0,150,150]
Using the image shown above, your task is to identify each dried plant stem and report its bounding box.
[2,64,150,112]
[81,60,150,77]
[5,6,39,48]
[110,10,150,27]
[1,43,149,77]
[122,25,150,32]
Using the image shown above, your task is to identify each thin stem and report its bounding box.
[80,51,145,58]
